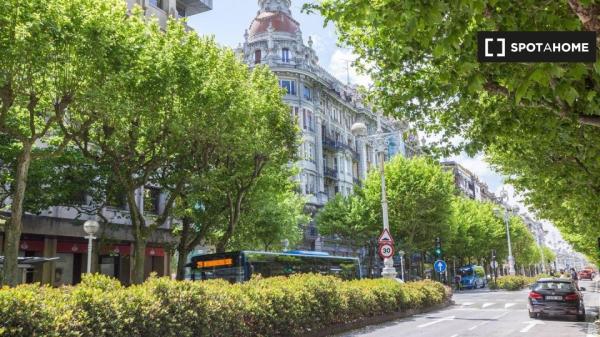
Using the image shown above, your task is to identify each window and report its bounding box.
[280,80,296,95]
[302,109,307,130]
[307,111,313,131]
[282,48,290,63]
[149,0,163,9]
[254,50,261,64]
[144,187,161,214]
[303,85,312,101]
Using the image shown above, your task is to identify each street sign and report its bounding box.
[378,228,394,244]
[490,260,498,269]
[378,242,394,259]
[434,260,447,273]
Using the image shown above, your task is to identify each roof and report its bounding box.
[248,11,300,38]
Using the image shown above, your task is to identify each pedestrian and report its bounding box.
[454,273,462,291]
[570,268,579,290]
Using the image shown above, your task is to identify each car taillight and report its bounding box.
[565,293,579,301]
[529,291,543,300]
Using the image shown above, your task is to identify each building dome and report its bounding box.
[248,10,300,38]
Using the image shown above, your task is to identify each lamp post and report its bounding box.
[83,220,100,274]
[351,115,400,279]
[494,189,515,275]
[399,250,405,281]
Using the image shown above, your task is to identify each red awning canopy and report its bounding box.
[19,240,44,252]
[57,242,88,254]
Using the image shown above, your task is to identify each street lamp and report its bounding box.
[494,188,515,275]
[351,115,399,279]
[398,250,405,281]
[83,220,100,274]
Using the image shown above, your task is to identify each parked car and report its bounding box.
[579,269,593,280]
[527,278,586,321]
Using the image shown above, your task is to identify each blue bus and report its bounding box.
[459,264,487,289]
[187,250,362,283]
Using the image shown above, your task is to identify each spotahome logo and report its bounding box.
[478,31,596,62]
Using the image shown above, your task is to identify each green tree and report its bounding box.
[362,156,454,255]
[229,170,308,252]
[306,0,600,259]
[0,0,134,286]
[446,197,507,267]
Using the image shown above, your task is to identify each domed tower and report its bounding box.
[237,1,405,255]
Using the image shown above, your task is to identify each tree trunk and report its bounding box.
[176,245,190,281]
[131,237,146,284]
[2,141,33,286]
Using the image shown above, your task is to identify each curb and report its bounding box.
[300,299,454,337]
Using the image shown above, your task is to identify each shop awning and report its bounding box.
[0,256,60,269]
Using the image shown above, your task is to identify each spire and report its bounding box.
[258,0,291,15]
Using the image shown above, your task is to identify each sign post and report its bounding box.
[377,229,395,271]
[434,260,447,277]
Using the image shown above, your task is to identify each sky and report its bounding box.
[187,1,569,250]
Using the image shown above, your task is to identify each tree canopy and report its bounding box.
[306,0,600,261]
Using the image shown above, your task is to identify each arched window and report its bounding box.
[254,49,261,64]
[282,48,290,63]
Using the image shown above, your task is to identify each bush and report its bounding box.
[0,274,450,337]
[489,275,542,290]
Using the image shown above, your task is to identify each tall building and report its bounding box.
[237,0,406,255]
[0,0,212,286]
[125,0,212,27]
[440,161,497,203]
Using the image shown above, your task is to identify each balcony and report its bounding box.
[324,167,338,179]
[177,0,212,16]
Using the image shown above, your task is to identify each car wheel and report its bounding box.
[528,310,536,318]
[577,308,586,322]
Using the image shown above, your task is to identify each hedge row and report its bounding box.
[0,274,451,337]
[488,274,551,291]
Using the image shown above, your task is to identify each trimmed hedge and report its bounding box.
[0,274,451,337]
[488,275,550,291]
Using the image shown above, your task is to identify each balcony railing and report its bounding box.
[324,167,338,179]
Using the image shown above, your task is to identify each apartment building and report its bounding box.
[236,0,407,255]
[440,161,497,203]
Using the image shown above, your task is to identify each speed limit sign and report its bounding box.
[378,242,394,259]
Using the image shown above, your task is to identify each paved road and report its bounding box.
[335,279,599,337]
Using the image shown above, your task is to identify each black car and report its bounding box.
[527,278,585,321]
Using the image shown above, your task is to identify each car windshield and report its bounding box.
[532,281,575,291]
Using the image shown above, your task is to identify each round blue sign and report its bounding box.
[434,260,447,273]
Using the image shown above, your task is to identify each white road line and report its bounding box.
[417,316,455,328]
[586,321,598,337]
[460,302,474,306]
[468,311,510,331]
[450,334,458,337]
[504,303,516,309]
[520,321,544,333]
[482,302,495,308]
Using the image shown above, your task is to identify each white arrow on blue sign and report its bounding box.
[434,260,447,273]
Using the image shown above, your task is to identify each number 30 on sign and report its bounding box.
[378,242,394,259]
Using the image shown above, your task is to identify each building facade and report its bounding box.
[440,161,497,202]
[237,0,406,255]
[0,0,212,286]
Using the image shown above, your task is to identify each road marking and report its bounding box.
[587,321,598,337]
[417,316,455,328]
[468,311,509,331]
[450,334,458,337]
[460,302,474,306]
[504,303,516,309]
[482,302,495,308]
[520,321,544,333]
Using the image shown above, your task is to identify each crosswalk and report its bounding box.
[454,301,525,310]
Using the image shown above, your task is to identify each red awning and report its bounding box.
[57,242,89,254]
[146,247,165,257]
[100,244,131,256]
[19,240,44,252]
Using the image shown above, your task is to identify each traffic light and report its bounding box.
[434,237,442,258]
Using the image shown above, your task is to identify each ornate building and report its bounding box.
[237,0,406,254]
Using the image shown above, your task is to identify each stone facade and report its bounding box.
[440,161,497,203]
[237,0,406,255]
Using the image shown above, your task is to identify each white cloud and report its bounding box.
[328,48,373,87]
